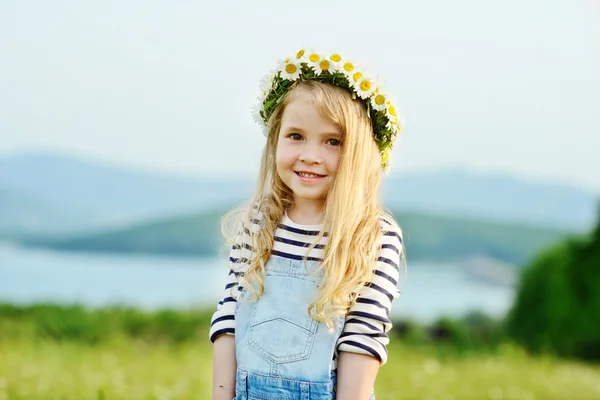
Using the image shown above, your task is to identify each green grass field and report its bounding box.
[2,338,600,400]
[1,304,599,399]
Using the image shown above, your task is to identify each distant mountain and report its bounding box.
[25,209,224,257]
[0,151,597,237]
[25,208,568,266]
[0,152,253,233]
[0,183,90,237]
[382,170,598,231]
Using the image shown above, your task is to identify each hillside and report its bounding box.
[24,209,224,257]
[382,169,597,230]
[0,184,90,237]
[0,152,597,237]
[0,152,253,231]
[23,209,569,266]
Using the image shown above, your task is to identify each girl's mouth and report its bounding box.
[295,171,325,180]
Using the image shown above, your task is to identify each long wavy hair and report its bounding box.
[222,80,397,328]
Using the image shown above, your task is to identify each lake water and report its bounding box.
[0,243,515,322]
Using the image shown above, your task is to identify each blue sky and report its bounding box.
[1,0,599,191]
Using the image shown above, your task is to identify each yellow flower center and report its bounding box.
[375,94,385,105]
[352,72,362,82]
[382,151,389,162]
[360,80,371,91]
[296,49,305,59]
[285,64,297,74]
[344,62,354,72]
[388,105,397,117]
[309,54,320,62]
[284,58,290,64]
[330,54,342,62]
[319,60,330,71]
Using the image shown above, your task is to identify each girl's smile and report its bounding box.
[295,170,327,181]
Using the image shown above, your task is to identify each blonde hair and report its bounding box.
[223,80,398,328]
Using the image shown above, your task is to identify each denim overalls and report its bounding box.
[234,255,376,400]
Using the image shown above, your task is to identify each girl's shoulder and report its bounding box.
[377,213,404,245]
[224,203,264,239]
[378,213,402,234]
[246,202,265,230]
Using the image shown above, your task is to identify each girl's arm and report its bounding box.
[210,217,251,399]
[335,352,380,399]
[209,266,242,400]
[212,335,237,400]
[335,219,404,397]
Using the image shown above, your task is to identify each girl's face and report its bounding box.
[276,89,342,211]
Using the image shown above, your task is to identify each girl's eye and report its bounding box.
[327,138,342,146]
[290,133,303,141]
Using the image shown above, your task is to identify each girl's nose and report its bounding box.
[299,144,322,164]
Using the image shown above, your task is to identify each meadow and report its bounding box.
[1,304,600,399]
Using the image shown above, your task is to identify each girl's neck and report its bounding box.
[287,201,325,226]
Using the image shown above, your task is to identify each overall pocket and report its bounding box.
[247,275,319,363]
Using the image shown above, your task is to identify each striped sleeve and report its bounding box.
[208,218,254,343]
[335,219,403,365]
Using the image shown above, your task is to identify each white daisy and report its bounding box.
[326,53,343,70]
[251,101,266,127]
[348,70,364,87]
[341,60,356,77]
[277,56,292,71]
[385,102,399,122]
[382,148,390,163]
[370,89,388,112]
[295,48,308,62]
[258,73,274,96]
[279,60,302,81]
[258,90,268,101]
[305,52,322,72]
[381,148,392,173]
[314,55,335,75]
[386,119,400,134]
[355,76,375,99]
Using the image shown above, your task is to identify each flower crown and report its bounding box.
[252,49,404,170]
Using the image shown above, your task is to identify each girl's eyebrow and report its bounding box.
[282,126,307,133]
[282,126,341,136]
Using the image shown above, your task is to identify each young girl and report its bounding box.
[210,49,405,400]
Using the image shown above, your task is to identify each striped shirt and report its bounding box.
[209,212,403,366]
